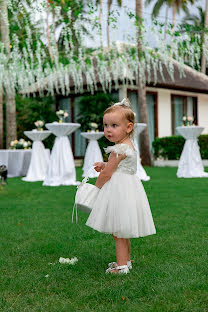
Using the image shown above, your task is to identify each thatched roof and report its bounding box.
[147,59,208,93]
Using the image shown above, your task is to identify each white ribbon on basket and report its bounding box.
[72,166,98,223]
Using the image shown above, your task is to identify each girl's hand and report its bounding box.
[94,162,105,172]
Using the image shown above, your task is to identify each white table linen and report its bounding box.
[81,131,104,178]
[0,150,33,177]
[22,131,51,182]
[176,126,208,178]
[43,123,81,186]
[133,123,150,181]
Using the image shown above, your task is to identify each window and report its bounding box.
[127,90,158,152]
[171,95,197,135]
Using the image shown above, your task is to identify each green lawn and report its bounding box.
[0,167,208,312]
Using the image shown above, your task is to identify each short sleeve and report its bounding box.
[104,144,135,157]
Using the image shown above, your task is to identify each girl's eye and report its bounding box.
[112,124,117,128]
[104,124,108,128]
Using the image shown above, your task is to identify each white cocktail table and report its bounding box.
[133,123,150,181]
[0,149,32,177]
[81,131,104,178]
[43,122,81,186]
[22,130,51,182]
[176,126,208,178]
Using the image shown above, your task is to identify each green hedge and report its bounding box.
[152,135,208,160]
[16,94,57,150]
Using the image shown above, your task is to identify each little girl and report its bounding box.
[86,98,156,274]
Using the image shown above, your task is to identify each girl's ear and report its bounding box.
[127,122,133,134]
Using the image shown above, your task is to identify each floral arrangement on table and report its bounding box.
[182,116,194,126]
[56,110,69,123]
[34,120,45,131]
[10,139,32,150]
[87,122,99,132]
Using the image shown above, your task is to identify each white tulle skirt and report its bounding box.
[86,172,156,238]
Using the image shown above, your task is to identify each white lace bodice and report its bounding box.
[104,144,137,175]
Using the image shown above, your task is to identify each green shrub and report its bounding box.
[153,135,208,160]
[198,135,208,159]
[16,94,57,150]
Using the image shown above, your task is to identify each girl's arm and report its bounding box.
[95,152,126,189]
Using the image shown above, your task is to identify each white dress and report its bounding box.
[86,144,156,238]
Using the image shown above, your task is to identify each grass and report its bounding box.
[0,167,208,312]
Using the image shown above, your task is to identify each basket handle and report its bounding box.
[72,166,96,223]
[78,166,97,188]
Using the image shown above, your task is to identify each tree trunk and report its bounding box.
[6,91,16,148]
[136,0,152,166]
[107,0,111,47]
[164,4,169,40]
[0,0,17,148]
[201,0,208,74]
[172,4,176,27]
[52,5,58,51]
[46,0,54,62]
[99,0,103,46]
[0,84,3,149]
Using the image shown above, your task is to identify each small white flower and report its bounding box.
[59,257,70,264]
[45,274,49,278]
[23,142,28,148]
[59,257,78,265]
[90,122,98,129]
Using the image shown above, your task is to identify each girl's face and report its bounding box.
[103,111,133,144]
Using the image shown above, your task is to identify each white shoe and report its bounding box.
[108,260,133,270]
[106,265,130,274]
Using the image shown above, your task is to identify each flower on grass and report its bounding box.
[59,257,78,265]
[45,274,49,278]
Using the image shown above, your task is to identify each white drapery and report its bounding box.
[43,123,80,186]
[22,130,51,182]
[81,132,104,178]
[0,150,33,177]
[133,123,150,181]
[176,126,208,178]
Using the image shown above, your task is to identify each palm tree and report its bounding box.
[145,0,195,28]
[136,0,152,166]
[201,0,208,73]
[106,0,122,47]
[182,5,208,73]
[95,0,104,46]
[181,6,204,68]
[46,0,55,62]
[0,84,3,148]
[0,0,17,148]
[182,6,205,28]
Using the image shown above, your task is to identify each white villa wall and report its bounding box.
[126,85,208,137]
[157,89,171,137]
[147,87,208,137]
[198,94,208,134]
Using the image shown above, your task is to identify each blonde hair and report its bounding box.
[104,99,135,135]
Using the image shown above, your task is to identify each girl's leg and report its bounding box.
[127,239,131,261]
[113,235,129,266]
